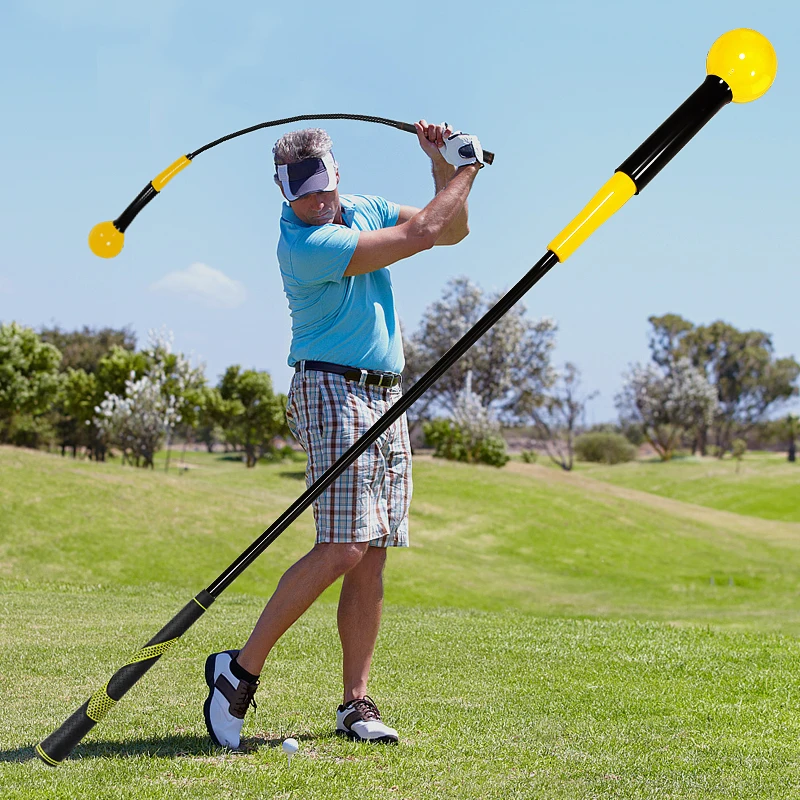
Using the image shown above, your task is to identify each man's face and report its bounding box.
[289,186,340,226]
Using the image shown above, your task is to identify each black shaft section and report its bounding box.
[187,113,495,164]
[207,250,560,596]
[113,183,159,232]
[36,590,214,764]
[617,76,732,192]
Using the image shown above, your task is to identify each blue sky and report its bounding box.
[1,0,797,421]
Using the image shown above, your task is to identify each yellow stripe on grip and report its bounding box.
[127,637,179,664]
[84,639,178,722]
[87,684,117,722]
[548,172,637,262]
[35,743,61,766]
[152,156,191,192]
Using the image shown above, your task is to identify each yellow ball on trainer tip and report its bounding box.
[706,28,777,103]
[88,221,124,258]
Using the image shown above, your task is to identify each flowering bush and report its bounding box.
[423,382,509,468]
[616,358,718,461]
[93,329,203,468]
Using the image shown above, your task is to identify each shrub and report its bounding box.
[574,431,636,465]
[732,438,747,472]
[621,423,645,447]
[423,418,509,468]
[520,449,538,464]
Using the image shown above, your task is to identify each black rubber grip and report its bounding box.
[36,592,215,765]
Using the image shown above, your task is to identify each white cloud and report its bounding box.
[149,263,246,310]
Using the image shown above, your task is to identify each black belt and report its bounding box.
[296,360,402,387]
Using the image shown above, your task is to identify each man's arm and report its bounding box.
[396,159,467,246]
[343,121,480,277]
[342,162,480,277]
[396,121,469,245]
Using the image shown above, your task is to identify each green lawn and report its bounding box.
[577,451,800,523]
[2,445,800,798]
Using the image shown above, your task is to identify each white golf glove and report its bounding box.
[439,131,484,168]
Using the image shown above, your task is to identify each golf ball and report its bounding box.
[282,738,299,755]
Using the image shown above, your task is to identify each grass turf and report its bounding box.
[2,445,800,798]
[576,451,800,523]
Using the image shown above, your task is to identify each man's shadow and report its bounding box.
[1,733,320,763]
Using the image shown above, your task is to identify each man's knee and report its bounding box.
[312,542,369,575]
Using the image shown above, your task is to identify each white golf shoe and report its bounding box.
[203,650,259,749]
[336,696,398,744]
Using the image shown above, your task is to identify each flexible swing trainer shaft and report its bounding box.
[87,113,496,259]
[37,29,776,765]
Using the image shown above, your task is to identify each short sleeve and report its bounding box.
[354,195,400,228]
[289,224,359,285]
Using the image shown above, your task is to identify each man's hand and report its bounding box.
[414,119,453,165]
[439,132,484,169]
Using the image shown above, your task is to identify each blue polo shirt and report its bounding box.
[278,194,404,373]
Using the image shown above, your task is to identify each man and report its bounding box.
[203,120,483,749]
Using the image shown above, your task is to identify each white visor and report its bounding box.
[275,151,337,201]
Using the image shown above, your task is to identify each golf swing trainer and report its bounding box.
[86,113,496,259]
[37,28,776,765]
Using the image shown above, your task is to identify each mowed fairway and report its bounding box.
[577,452,800,524]
[2,445,800,798]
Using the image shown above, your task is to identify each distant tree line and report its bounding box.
[617,314,799,461]
[0,322,289,468]
[402,280,799,468]
[2,299,797,471]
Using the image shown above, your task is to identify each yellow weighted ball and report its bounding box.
[88,221,125,258]
[706,28,777,103]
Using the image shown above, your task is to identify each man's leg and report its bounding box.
[337,545,387,704]
[204,543,370,749]
[334,544,398,743]
[236,541,369,676]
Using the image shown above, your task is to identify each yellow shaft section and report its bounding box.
[152,156,191,192]
[548,172,636,262]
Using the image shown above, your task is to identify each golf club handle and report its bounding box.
[206,250,560,596]
[36,590,215,766]
[391,121,495,164]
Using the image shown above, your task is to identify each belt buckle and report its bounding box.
[358,369,368,387]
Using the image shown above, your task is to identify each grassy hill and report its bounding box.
[576,451,800,523]
[2,445,800,798]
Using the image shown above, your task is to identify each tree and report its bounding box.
[645,315,800,456]
[616,358,718,461]
[682,322,799,455]
[648,313,694,369]
[515,362,596,471]
[94,370,181,468]
[39,325,136,374]
[58,368,100,457]
[0,322,63,447]
[218,366,288,467]
[403,277,557,436]
[93,329,206,468]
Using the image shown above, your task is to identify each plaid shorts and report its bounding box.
[285,367,413,547]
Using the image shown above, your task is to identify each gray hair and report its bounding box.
[273,128,333,165]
